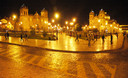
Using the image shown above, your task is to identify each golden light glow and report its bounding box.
[52,19,55,23]
[65,21,68,24]
[20,22,22,24]
[8,22,11,24]
[55,13,59,19]
[73,18,76,22]
[48,23,51,25]
[67,26,69,29]
[110,25,112,27]
[105,22,108,25]
[93,26,96,28]
[98,19,101,22]
[70,22,74,25]
[44,21,48,24]
[119,28,122,31]
[58,24,60,26]
[12,14,17,20]
[0,22,2,25]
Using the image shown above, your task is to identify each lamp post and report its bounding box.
[54,13,60,39]
[55,13,59,19]
[12,14,17,31]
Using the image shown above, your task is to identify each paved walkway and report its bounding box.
[0,33,124,52]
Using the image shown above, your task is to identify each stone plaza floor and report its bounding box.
[0,33,124,52]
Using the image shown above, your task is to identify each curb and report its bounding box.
[0,40,125,53]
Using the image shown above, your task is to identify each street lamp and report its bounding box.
[73,18,76,22]
[55,13,59,19]
[65,21,68,25]
[12,14,17,20]
[70,22,74,25]
[52,19,55,23]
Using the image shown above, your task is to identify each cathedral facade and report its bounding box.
[89,9,119,33]
[17,5,48,31]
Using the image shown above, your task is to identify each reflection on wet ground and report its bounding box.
[0,33,124,51]
[0,43,128,78]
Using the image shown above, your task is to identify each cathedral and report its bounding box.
[89,9,119,33]
[17,4,48,31]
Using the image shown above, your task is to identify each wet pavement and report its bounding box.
[0,37,128,78]
[0,33,124,51]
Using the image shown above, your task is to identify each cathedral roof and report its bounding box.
[34,12,39,16]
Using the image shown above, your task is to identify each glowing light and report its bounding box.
[0,22,2,25]
[52,19,55,23]
[93,26,96,28]
[105,22,108,25]
[55,13,59,19]
[8,22,11,24]
[70,22,74,25]
[98,19,101,22]
[67,26,69,29]
[55,25,57,27]
[65,21,68,24]
[119,28,122,31]
[73,18,76,22]
[20,22,22,24]
[58,24,60,26]
[110,25,112,27]
[12,14,17,20]
[44,21,48,24]
[48,23,51,25]
[85,25,87,27]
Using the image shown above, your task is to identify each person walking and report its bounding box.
[75,34,79,41]
[88,35,91,46]
[102,34,105,44]
[7,32,9,38]
[111,34,113,44]
[21,34,23,41]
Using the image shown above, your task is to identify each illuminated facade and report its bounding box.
[18,4,48,31]
[89,9,119,33]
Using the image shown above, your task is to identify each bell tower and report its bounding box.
[41,8,48,18]
[19,4,29,31]
[20,4,28,16]
[89,10,94,26]
[40,8,48,31]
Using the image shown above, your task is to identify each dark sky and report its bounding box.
[0,0,128,25]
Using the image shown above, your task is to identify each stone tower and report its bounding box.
[19,4,30,31]
[40,8,48,31]
[98,9,105,19]
[89,10,94,26]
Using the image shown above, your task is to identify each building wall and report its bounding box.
[18,6,48,31]
[89,9,119,33]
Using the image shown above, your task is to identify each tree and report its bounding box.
[75,24,82,31]
[30,27,35,35]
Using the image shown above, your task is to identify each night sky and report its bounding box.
[0,0,128,25]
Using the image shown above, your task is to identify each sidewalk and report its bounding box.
[0,33,124,52]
